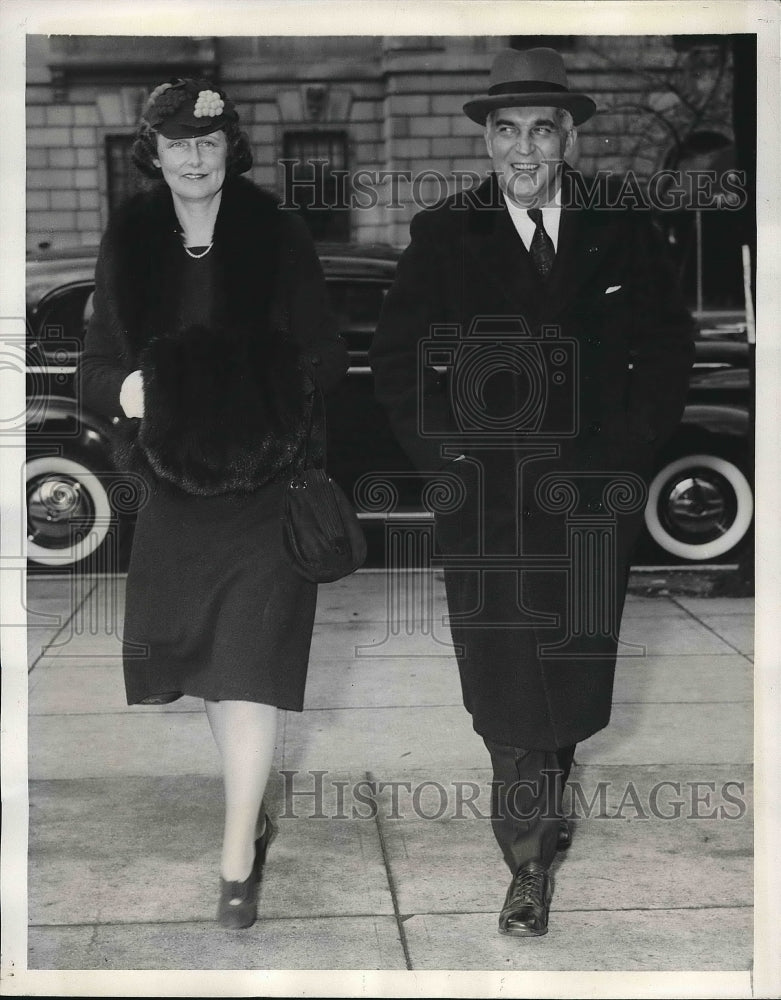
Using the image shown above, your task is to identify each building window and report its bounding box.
[105,134,148,214]
[281,131,350,242]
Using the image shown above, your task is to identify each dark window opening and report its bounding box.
[282,131,350,242]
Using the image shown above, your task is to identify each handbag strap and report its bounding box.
[301,384,327,471]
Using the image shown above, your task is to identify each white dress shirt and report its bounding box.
[504,187,563,252]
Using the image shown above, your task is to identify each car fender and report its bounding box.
[679,403,749,440]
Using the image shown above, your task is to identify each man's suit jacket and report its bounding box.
[369,170,696,750]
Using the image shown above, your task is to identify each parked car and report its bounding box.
[25,238,753,570]
[644,206,754,564]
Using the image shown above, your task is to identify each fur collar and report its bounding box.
[109,176,287,357]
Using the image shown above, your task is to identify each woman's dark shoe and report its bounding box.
[217,871,259,930]
[217,813,276,930]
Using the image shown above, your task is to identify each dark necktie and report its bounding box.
[527,208,555,278]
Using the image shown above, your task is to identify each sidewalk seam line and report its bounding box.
[27,901,754,930]
[27,763,755,782]
[28,579,100,676]
[669,596,754,661]
[366,769,413,971]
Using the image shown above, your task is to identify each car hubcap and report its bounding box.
[661,470,737,545]
[27,474,94,548]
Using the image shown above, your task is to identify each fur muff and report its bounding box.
[138,324,309,495]
[103,176,312,495]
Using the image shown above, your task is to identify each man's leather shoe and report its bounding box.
[498,860,552,936]
[557,818,572,850]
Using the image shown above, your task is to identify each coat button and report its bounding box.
[589,421,602,434]
[522,507,533,519]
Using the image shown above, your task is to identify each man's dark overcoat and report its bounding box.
[370,170,695,751]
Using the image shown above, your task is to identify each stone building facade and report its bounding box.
[25,33,736,254]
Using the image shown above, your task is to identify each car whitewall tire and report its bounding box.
[644,452,753,561]
[26,454,113,567]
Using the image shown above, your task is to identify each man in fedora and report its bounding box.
[370,47,695,936]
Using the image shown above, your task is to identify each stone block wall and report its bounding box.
[25,34,735,252]
[26,101,104,252]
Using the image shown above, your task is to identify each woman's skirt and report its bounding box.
[122,477,317,709]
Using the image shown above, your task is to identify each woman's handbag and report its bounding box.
[282,387,367,583]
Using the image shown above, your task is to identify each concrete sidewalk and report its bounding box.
[24,570,753,973]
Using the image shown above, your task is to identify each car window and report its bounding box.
[655,210,746,314]
[31,282,95,363]
[327,279,388,359]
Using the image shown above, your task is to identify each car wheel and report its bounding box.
[26,453,117,568]
[644,452,753,561]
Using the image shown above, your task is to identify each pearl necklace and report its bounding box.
[183,242,213,259]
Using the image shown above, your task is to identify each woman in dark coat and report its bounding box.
[79,79,348,929]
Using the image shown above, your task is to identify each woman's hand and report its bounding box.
[119,369,145,419]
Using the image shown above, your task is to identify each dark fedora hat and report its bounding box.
[142,78,239,139]
[463,47,596,126]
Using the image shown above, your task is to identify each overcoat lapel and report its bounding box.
[543,170,621,315]
[462,175,542,319]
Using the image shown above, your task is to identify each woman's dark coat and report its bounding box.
[370,171,696,750]
[80,176,347,494]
